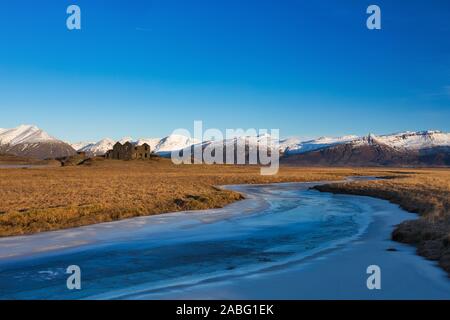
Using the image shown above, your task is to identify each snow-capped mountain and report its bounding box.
[75,133,277,158]
[78,138,116,156]
[187,133,290,164]
[368,130,450,150]
[153,134,200,154]
[2,124,448,165]
[0,125,76,159]
[72,130,450,159]
[284,135,359,155]
[74,137,139,156]
[134,138,161,151]
[282,130,450,166]
[203,133,278,148]
[69,141,95,151]
[73,134,201,156]
[278,137,303,152]
[0,124,58,145]
[118,137,133,144]
[282,131,450,155]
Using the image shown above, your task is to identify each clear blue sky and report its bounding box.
[0,0,449,141]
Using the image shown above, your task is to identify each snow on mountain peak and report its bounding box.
[69,141,95,151]
[155,134,201,153]
[118,136,133,144]
[374,130,450,150]
[346,130,450,151]
[285,135,359,154]
[134,138,161,150]
[78,138,115,155]
[0,124,57,146]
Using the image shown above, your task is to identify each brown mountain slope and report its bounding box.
[0,141,76,159]
[281,141,449,167]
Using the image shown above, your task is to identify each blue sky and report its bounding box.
[0,0,449,141]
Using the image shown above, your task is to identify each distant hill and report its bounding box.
[0,125,76,159]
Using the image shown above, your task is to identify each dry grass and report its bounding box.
[0,158,403,237]
[0,154,59,166]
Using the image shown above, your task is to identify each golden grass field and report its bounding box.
[0,158,449,273]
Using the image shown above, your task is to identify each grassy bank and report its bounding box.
[314,169,450,276]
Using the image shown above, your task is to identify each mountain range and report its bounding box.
[282,133,450,166]
[1,124,449,166]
